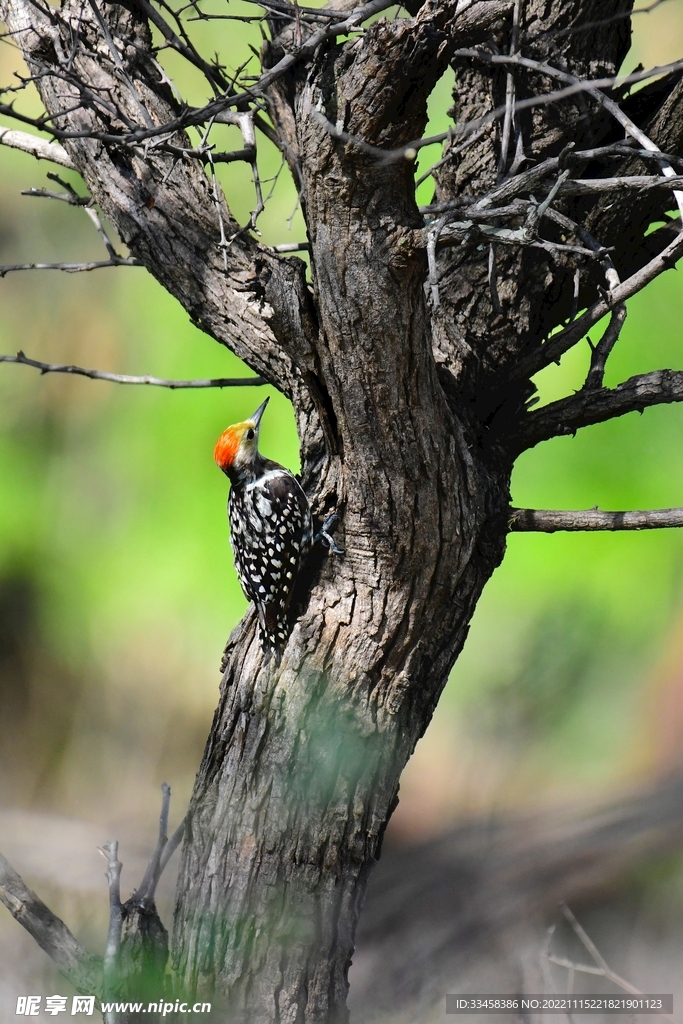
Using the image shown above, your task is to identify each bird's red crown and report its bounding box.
[214,397,269,474]
[214,423,246,471]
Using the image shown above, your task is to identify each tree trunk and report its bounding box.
[172,125,510,1024]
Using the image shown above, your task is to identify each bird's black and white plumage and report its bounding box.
[214,398,314,658]
[228,464,313,652]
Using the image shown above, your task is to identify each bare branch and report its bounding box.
[7,176,142,270]
[129,0,229,94]
[497,0,521,179]
[584,304,627,391]
[99,841,123,1017]
[22,184,90,205]
[544,174,683,195]
[430,193,612,259]
[4,15,683,165]
[187,0,397,118]
[560,905,631,986]
[2,0,503,152]
[552,905,676,1024]
[0,850,102,995]
[452,50,683,115]
[509,228,683,382]
[0,257,142,275]
[158,817,186,878]
[207,154,230,273]
[415,122,491,187]
[511,369,683,452]
[541,908,673,1024]
[509,506,683,533]
[0,126,74,167]
[82,206,118,259]
[5,13,681,160]
[136,783,171,903]
[453,48,683,218]
[87,0,154,129]
[0,351,266,388]
[271,242,311,253]
[422,144,683,216]
[312,57,683,169]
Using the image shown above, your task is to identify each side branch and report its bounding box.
[509,507,683,532]
[0,127,75,168]
[0,351,266,388]
[0,851,102,995]
[0,258,141,276]
[509,230,683,383]
[511,369,683,452]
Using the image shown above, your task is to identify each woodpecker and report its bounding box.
[214,397,341,660]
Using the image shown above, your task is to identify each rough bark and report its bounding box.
[3,0,683,1020]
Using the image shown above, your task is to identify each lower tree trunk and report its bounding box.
[171,540,505,1023]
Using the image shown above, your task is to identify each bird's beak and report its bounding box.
[251,396,270,428]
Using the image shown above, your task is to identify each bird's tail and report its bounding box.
[257,603,289,665]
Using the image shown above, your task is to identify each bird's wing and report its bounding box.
[252,469,311,611]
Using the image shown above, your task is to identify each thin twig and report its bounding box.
[455,48,683,217]
[87,0,154,128]
[540,924,558,995]
[498,0,521,180]
[158,817,186,877]
[21,186,89,205]
[509,225,683,381]
[137,783,171,902]
[5,35,683,155]
[434,200,609,258]
[83,205,118,259]
[20,176,133,265]
[584,304,627,390]
[309,57,683,170]
[99,840,123,1019]
[540,174,683,195]
[557,905,677,1024]
[217,111,263,228]
[421,143,683,216]
[0,351,266,387]
[130,0,229,93]
[271,242,311,253]
[415,123,490,188]
[0,257,142,275]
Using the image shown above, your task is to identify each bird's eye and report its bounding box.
[246,428,255,440]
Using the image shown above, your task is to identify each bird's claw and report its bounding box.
[315,513,344,555]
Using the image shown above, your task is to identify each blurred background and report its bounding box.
[2,0,683,1018]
